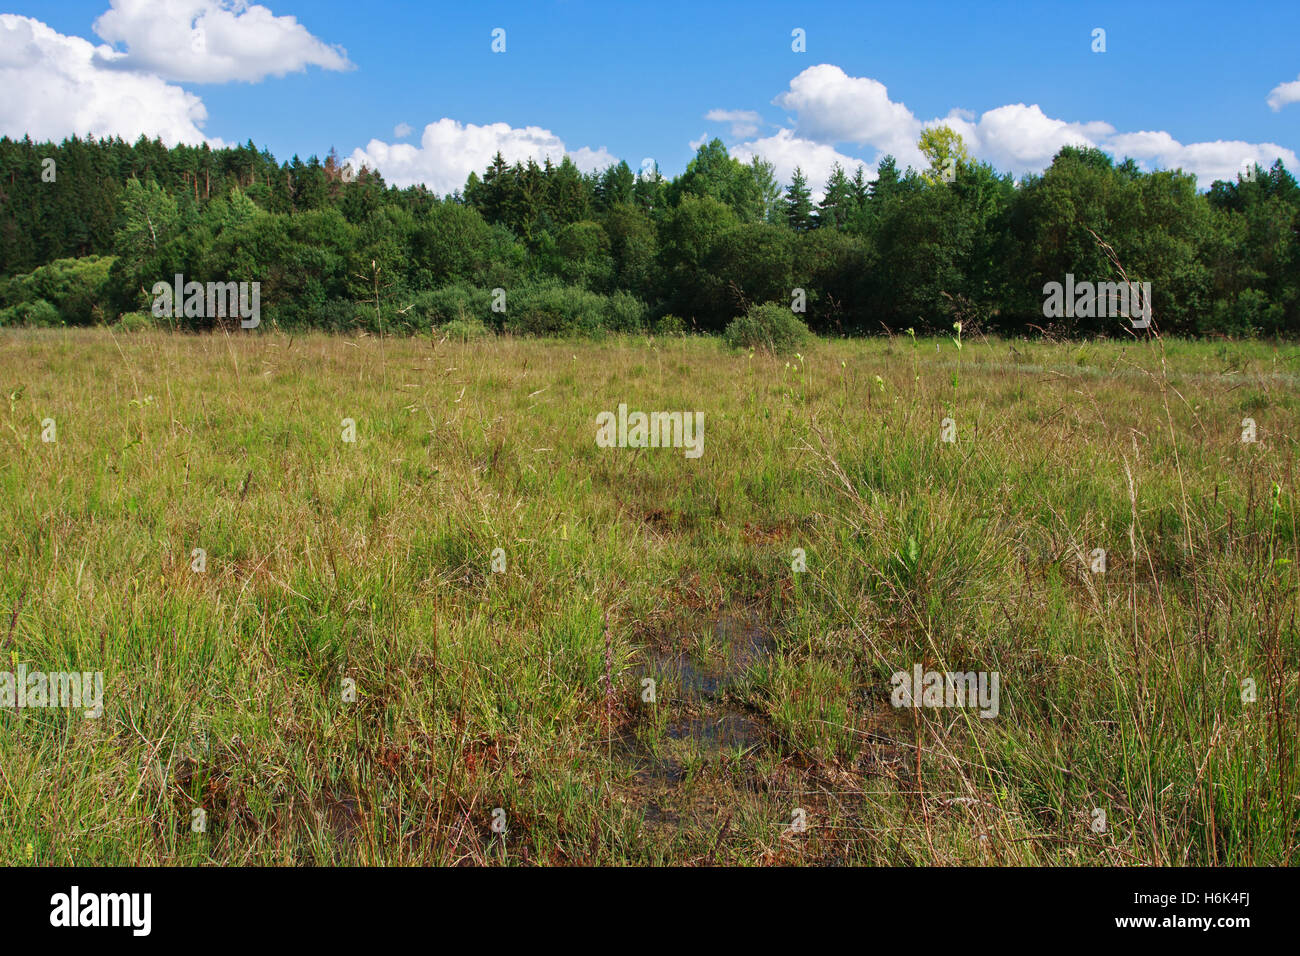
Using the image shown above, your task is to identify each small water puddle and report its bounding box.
[614,613,775,825]
[643,614,773,699]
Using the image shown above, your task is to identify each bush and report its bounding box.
[411,285,493,327]
[412,282,625,337]
[440,315,490,342]
[1203,289,1285,337]
[116,311,156,331]
[0,255,115,325]
[723,301,811,352]
[315,298,366,332]
[655,314,686,336]
[605,291,647,332]
[0,298,61,327]
[506,281,607,337]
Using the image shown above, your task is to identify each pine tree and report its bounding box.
[783,166,814,232]
[515,159,545,240]
[816,163,853,229]
[595,161,635,211]
[871,155,901,202]
[548,156,589,226]
[478,152,512,226]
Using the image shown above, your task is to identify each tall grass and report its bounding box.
[0,327,1295,864]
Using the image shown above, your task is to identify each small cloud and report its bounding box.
[394,122,412,138]
[1267,74,1300,111]
[704,108,764,138]
[568,144,618,171]
[688,132,708,150]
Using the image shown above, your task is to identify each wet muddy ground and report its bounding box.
[609,612,919,860]
[611,614,779,835]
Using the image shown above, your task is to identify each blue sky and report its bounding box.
[4,0,1298,194]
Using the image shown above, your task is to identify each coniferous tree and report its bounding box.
[816,163,853,229]
[783,167,814,232]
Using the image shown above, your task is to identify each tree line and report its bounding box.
[1,131,1297,337]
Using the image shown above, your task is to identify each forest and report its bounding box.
[1,131,1297,338]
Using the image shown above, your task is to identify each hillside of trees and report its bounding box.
[1,132,1297,337]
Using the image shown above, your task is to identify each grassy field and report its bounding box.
[1,327,1297,866]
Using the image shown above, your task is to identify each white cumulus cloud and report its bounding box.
[730,129,868,202]
[0,13,214,145]
[92,0,351,84]
[747,64,1297,189]
[959,104,1114,173]
[1106,131,1297,184]
[773,64,921,162]
[346,118,616,194]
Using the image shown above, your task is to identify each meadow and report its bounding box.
[0,327,1297,865]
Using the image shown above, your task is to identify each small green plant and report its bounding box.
[891,535,923,583]
[950,321,963,389]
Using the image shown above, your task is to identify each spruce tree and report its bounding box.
[783,166,814,232]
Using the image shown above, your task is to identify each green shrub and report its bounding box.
[116,311,156,331]
[412,285,493,327]
[0,255,115,325]
[506,281,607,337]
[440,315,490,341]
[315,298,366,332]
[605,291,647,332]
[1204,289,1285,337]
[0,298,61,327]
[655,314,686,336]
[723,301,811,352]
